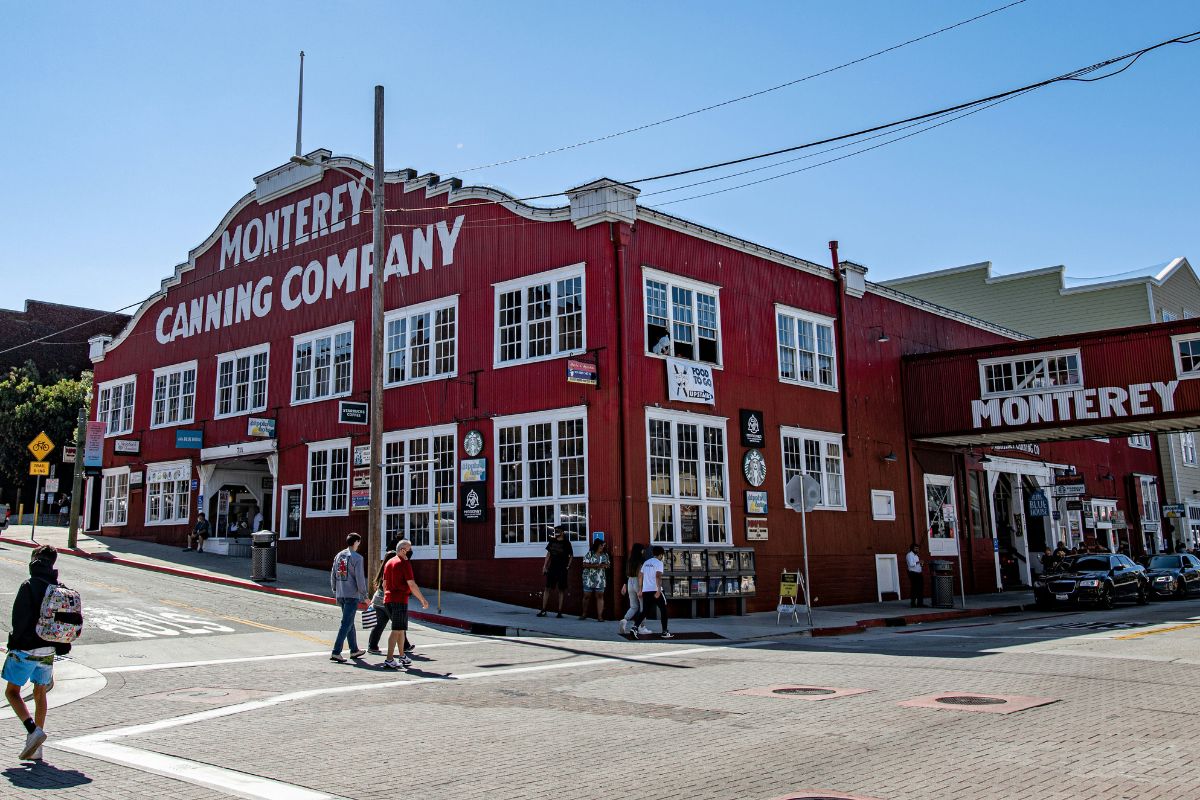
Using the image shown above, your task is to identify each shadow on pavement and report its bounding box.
[2,762,93,789]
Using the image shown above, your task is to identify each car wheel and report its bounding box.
[1136,584,1149,605]
[1097,587,1114,610]
[1177,581,1189,600]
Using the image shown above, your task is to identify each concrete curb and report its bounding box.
[0,535,482,633]
[810,603,1029,636]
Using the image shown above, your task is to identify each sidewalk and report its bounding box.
[0,524,1035,639]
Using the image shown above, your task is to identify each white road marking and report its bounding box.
[55,644,711,799]
[98,640,486,673]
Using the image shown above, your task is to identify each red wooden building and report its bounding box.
[85,150,1171,611]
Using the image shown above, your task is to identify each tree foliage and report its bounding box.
[0,363,91,504]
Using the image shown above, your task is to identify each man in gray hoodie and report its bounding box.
[329,533,367,663]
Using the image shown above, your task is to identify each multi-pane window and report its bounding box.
[781,427,845,510]
[776,305,837,389]
[386,297,458,385]
[293,324,353,403]
[494,266,585,366]
[145,462,190,525]
[383,427,456,552]
[647,410,729,544]
[643,269,721,365]
[1174,336,1200,378]
[1127,434,1153,450]
[97,376,136,436]
[216,345,269,417]
[151,362,197,428]
[495,407,588,550]
[307,440,350,515]
[1182,432,1198,466]
[101,469,129,526]
[979,349,1082,398]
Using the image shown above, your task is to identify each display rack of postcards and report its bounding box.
[660,547,756,617]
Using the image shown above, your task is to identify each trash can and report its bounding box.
[251,531,277,582]
[930,559,955,609]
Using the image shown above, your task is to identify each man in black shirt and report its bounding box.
[537,525,574,618]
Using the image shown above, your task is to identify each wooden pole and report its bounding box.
[366,85,386,589]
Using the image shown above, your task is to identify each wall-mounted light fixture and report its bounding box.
[869,326,890,343]
[1100,471,1115,482]
[882,451,898,463]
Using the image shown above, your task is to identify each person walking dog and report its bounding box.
[330,533,367,663]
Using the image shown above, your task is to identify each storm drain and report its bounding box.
[773,687,837,697]
[935,695,1007,706]
[900,692,1058,714]
[770,791,883,800]
[730,685,872,701]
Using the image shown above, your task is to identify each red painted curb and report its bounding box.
[0,535,475,631]
[810,603,1027,636]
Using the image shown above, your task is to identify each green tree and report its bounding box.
[0,363,91,505]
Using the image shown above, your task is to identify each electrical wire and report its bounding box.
[445,0,1032,175]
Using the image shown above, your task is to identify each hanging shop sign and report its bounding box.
[1051,474,1086,497]
[62,446,77,463]
[352,469,371,489]
[460,483,487,523]
[739,409,765,448]
[1028,490,1050,518]
[1066,499,1084,511]
[992,443,1041,456]
[351,488,370,510]
[83,421,106,468]
[745,490,768,515]
[147,463,188,483]
[666,357,715,405]
[353,445,371,467]
[176,430,204,449]
[247,417,276,438]
[339,401,368,425]
[128,470,144,488]
[1163,504,1186,518]
[460,458,487,483]
[745,517,768,540]
[114,439,141,455]
[566,359,598,386]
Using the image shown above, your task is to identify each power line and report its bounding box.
[445,0,1032,175]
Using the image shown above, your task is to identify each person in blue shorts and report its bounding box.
[4,546,73,761]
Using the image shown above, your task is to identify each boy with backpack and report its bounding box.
[4,545,83,761]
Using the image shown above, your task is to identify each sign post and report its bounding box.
[784,473,822,629]
[27,432,55,541]
[68,408,86,548]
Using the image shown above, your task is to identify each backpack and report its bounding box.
[35,581,84,644]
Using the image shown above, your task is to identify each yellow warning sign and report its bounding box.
[28,432,55,461]
[29,461,50,476]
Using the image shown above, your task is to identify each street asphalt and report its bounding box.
[2,541,1200,799]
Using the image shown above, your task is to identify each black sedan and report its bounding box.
[1034,553,1149,609]
[1141,553,1200,599]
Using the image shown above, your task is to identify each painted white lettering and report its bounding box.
[437,215,465,265]
[1054,392,1073,420]
[242,218,264,261]
[330,184,347,233]
[1027,393,1055,424]
[234,282,253,324]
[348,179,367,225]
[188,298,203,337]
[294,198,311,244]
[223,287,236,327]
[252,276,272,318]
[170,303,189,341]
[325,249,358,298]
[263,210,280,255]
[1098,386,1129,418]
[971,398,1001,428]
[301,260,322,305]
[383,232,408,281]
[280,205,294,250]
[1129,383,1152,414]
[220,225,242,270]
[205,292,222,332]
[281,265,304,310]
[311,192,330,239]
[359,244,373,289]
[1001,397,1030,426]
[1073,388,1099,420]
[155,307,174,344]
[1153,380,1179,413]
[411,225,435,272]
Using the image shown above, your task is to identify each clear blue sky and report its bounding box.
[2,1,1197,314]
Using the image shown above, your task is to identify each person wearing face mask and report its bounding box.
[537,525,574,618]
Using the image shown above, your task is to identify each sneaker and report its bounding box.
[536,610,547,617]
[629,626,640,639]
[618,619,628,635]
[660,632,675,639]
[367,648,384,656]
[329,653,347,663]
[30,745,43,761]
[19,728,46,761]
[349,650,366,659]
[403,642,415,653]
[637,626,653,635]
[182,547,192,551]
[399,656,413,668]
[382,659,400,670]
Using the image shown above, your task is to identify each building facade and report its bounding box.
[85,152,1164,611]
[883,258,1200,550]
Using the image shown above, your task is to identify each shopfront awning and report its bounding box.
[200,439,277,462]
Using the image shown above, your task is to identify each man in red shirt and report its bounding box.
[381,539,429,669]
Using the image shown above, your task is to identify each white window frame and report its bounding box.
[977,348,1084,399]
[306,438,351,517]
[100,466,130,527]
[494,405,589,558]
[385,295,459,387]
[1127,434,1153,450]
[642,266,723,367]
[493,264,587,368]
[1171,334,1200,380]
[291,322,354,406]
[1162,309,1179,323]
[780,426,846,511]
[144,460,191,526]
[279,484,303,540]
[1091,498,1117,529]
[97,375,136,437]
[774,303,838,392]
[150,361,197,429]
[871,489,896,521]
[1182,431,1198,467]
[215,343,270,419]
[646,407,732,546]
[382,425,458,559]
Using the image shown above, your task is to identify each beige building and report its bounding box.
[883,257,1200,552]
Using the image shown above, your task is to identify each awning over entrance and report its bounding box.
[200,439,277,462]
[903,318,1200,446]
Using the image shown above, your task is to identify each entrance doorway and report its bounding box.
[993,474,1028,588]
[198,457,274,553]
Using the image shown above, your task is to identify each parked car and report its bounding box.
[1034,553,1148,609]
[1141,553,1200,599]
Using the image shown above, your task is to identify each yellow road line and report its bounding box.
[156,599,331,646]
[1114,622,1200,640]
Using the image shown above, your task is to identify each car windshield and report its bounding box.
[1066,556,1111,571]
[1148,555,1182,569]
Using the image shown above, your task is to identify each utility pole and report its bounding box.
[366,85,386,587]
[295,51,305,157]
[68,407,86,549]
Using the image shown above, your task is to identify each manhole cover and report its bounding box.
[935,695,1006,706]
[773,687,837,696]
